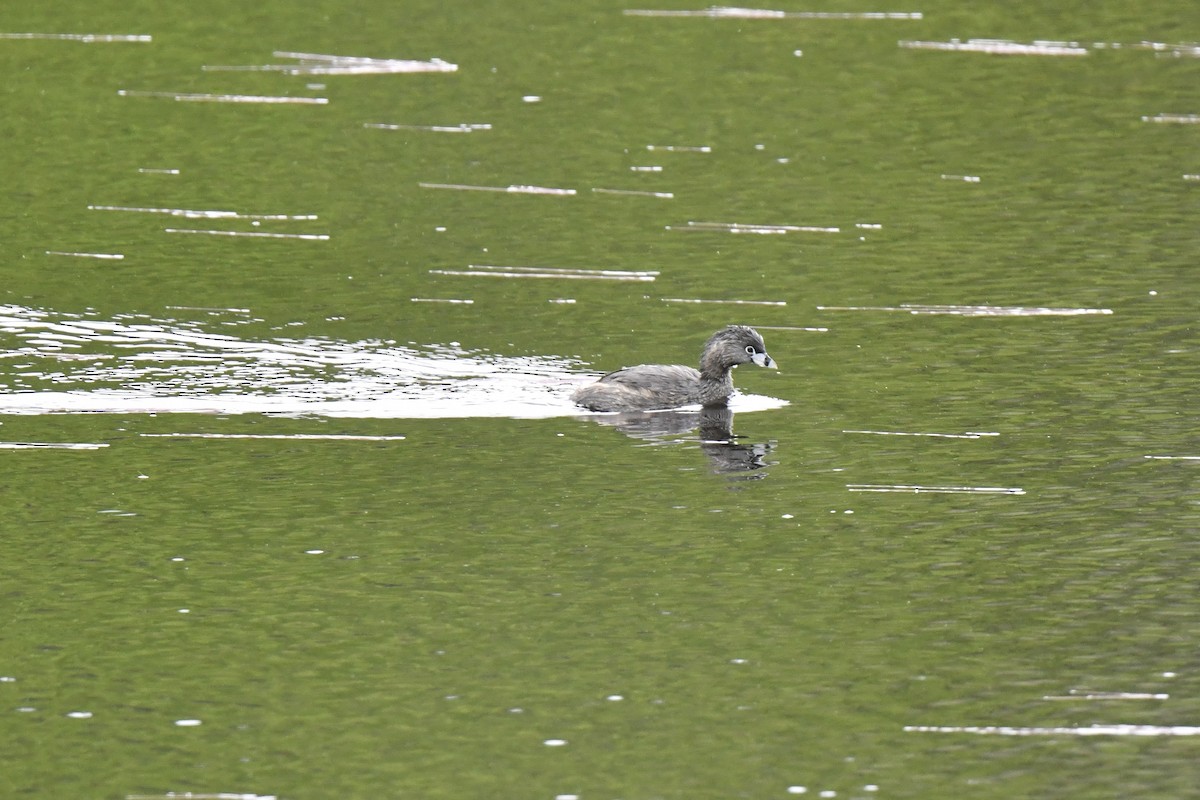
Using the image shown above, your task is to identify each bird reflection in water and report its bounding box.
[578,405,776,479]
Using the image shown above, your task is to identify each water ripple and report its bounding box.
[0,305,783,419]
[0,305,579,418]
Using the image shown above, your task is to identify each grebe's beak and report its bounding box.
[752,351,777,369]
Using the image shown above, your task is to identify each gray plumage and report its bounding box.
[572,325,777,412]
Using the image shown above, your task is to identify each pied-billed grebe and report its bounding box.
[572,325,776,412]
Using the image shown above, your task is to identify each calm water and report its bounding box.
[2,2,1199,798]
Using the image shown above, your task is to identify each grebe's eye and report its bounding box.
[745,345,756,355]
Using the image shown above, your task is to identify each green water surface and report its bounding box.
[1,2,1199,798]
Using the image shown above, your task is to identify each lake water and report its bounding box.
[2,2,1199,799]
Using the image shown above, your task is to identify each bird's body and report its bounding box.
[572,325,776,412]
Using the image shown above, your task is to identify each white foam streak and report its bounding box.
[906,724,1200,737]
[90,205,318,221]
[365,122,491,133]
[848,484,1025,495]
[1124,41,1200,56]
[274,51,457,74]
[431,264,658,282]
[626,8,922,20]
[118,90,328,105]
[661,297,786,306]
[164,306,252,315]
[669,220,839,234]
[843,429,999,439]
[1142,113,1200,124]
[909,39,1200,58]
[818,304,1113,317]
[646,144,712,152]
[126,794,277,800]
[1042,691,1169,701]
[419,182,577,196]
[164,228,330,240]
[0,305,596,419]
[0,32,150,42]
[45,250,124,260]
[900,39,1088,56]
[0,442,109,450]
[203,55,456,75]
[592,188,675,198]
[140,433,406,442]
